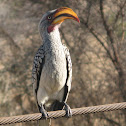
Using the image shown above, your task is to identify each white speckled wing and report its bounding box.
[62,44,72,102]
[32,45,45,101]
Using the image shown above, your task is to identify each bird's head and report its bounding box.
[39,7,80,33]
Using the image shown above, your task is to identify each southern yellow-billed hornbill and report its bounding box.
[32,7,79,125]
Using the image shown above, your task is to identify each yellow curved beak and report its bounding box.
[51,7,80,25]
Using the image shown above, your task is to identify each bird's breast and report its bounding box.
[40,49,67,94]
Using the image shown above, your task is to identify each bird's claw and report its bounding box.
[41,110,48,119]
[40,104,49,120]
[63,102,72,118]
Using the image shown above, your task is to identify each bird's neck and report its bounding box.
[40,27,63,51]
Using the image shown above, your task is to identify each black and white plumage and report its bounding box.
[32,7,79,125]
[32,44,72,109]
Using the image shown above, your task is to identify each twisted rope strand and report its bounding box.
[0,102,126,125]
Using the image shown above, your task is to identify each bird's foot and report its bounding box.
[63,102,72,118]
[39,104,48,120]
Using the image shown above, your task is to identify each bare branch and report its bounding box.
[114,0,126,27]
[80,17,115,63]
[86,1,92,24]
[101,113,121,126]
[99,0,122,72]
[0,26,20,58]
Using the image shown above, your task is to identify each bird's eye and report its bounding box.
[47,16,51,20]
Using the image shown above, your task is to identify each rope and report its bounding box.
[0,102,126,125]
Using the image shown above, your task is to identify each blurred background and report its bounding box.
[0,0,126,126]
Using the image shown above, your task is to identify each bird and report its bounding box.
[32,7,79,125]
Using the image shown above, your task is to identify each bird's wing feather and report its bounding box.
[62,44,72,102]
[32,45,45,103]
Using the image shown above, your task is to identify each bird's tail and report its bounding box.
[37,119,51,126]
